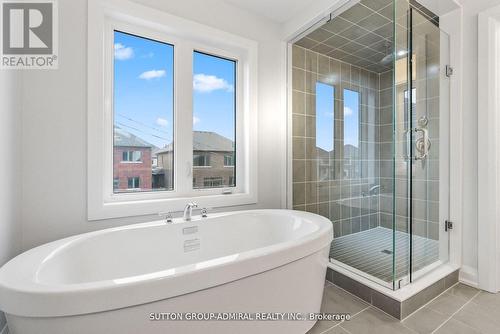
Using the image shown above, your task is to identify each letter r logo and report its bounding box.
[2,2,53,54]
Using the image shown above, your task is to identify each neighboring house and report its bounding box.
[113,126,156,192]
[155,131,235,189]
[343,144,360,179]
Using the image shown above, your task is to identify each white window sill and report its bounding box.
[88,191,257,221]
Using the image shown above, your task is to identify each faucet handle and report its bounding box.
[159,212,173,224]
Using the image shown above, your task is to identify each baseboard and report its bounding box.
[459,265,479,288]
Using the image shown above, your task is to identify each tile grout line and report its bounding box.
[314,281,369,334]
[329,305,372,334]
[429,290,482,334]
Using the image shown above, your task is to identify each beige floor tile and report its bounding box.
[426,292,469,316]
[402,306,448,333]
[340,307,415,334]
[307,320,338,334]
[435,319,480,334]
[321,285,369,315]
[471,291,500,310]
[323,325,350,334]
[446,283,480,300]
[453,300,500,334]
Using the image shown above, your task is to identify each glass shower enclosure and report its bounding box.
[290,0,450,290]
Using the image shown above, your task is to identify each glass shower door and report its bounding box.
[392,0,411,289]
[408,8,450,281]
[392,2,450,288]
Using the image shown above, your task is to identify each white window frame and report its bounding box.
[127,176,140,190]
[88,0,258,220]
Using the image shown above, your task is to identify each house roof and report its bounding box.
[114,126,156,148]
[155,131,234,154]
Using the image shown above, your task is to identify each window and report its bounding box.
[113,178,119,190]
[316,82,335,181]
[193,51,236,189]
[193,153,210,167]
[204,177,223,187]
[127,177,140,189]
[404,88,417,126]
[343,89,360,179]
[224,154,234,167]
[113,31,174,193]
[88,4,257,219]
[316,82,335,152]
[122,150,142,162]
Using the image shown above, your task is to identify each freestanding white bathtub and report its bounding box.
[0,209,333,334]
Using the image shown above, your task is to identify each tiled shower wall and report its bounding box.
[376,13,441,241]
[292,45,384,238]
[291,23,441,241]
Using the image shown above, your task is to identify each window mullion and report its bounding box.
[174,42,194,195]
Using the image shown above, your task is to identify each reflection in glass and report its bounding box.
[192,51,236,189]
[316,82,335,181]
[343,89,360,179]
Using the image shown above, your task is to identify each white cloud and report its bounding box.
[193,115,200,125]
[156,117,169,127]
[139,70,166,80]
[193,74,233,93]
[114,43,134,60]
[344,107,354,117]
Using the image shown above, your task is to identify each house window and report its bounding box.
[127,177,140,189]
[224,154,234,167]
[193,51,236,189]
[113,178,119,190]
[193,153,210,167]
[122,150,142,162]
[88,4,257,219]
[316,82,335,152]
[203,177,223,187]
[316,82,335,181]
[113,31,174,193]
[343,89,360,179]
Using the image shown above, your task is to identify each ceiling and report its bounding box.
[223,0,316,23]
[294,0,440,73]
[295,0,394,73]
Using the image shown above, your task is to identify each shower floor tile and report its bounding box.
[330,227,439,283]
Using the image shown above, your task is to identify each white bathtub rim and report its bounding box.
[0,209,333,317]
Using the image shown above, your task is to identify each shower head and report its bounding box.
[379,41,393,65]
[380,53,392,65]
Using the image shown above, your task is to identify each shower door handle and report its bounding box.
[414,128,430,160]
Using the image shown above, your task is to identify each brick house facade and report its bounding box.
[155,131,235,189]
[113,127,155,192]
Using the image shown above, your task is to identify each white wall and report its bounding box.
[455,0,500,286]
[0,71,22,266]
[20,0,285,250]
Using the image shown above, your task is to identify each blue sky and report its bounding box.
[316,82,334,151]
[343,89,359,148]
[113,31,235,148]
[316,83,360,151]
